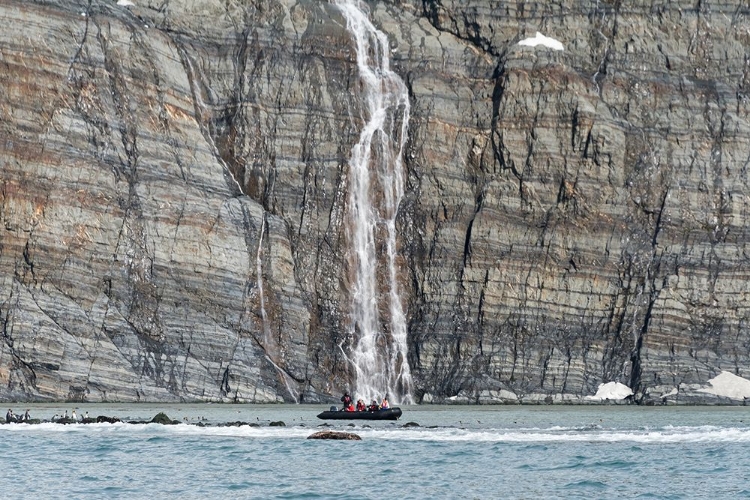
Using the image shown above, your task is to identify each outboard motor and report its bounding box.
[330,406,338,412]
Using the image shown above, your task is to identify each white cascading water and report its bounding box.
[333,0,413,404]
[181,47,299,402]
[178,43,300,402]
[256,216,299,403]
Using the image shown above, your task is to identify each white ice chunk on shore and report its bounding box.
[585,381,633,401]
[117,0,134,6]
[661,388,678,398]
[518,32,565,51]
[698,371,750,399]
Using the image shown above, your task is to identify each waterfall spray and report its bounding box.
[333,0,413,404]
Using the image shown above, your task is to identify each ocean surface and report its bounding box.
[1,404,749,499]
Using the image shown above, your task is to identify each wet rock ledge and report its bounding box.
[0,412,280,427]
[307,431,362,440]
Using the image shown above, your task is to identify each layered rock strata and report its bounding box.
[1,0,749,404]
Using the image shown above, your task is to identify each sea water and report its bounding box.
[1,404,749,499]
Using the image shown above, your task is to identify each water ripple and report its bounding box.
[564,480,609,490]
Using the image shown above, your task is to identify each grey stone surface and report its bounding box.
[1,0,749,403]
[308,430,361,440]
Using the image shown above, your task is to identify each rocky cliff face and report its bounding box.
[1,0,749,404]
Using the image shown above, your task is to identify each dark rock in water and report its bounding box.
[317,423,331,427]
[219,421,250,427]
[269,421,286,427]
[402,422,420,428]
[96,416,121,424]
[213,420,260,427]
[150,412,179,425]
[347,423,355,427]
[307,431,361,440]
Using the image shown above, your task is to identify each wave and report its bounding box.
[3,421,750,443]
[564,479,609,490]
[371,426,750,444]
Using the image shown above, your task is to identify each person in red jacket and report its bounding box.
[356,399,366,412]
[340,392,352,411]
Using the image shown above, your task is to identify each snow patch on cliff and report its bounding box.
[518,32,564,51]
[661,388,678,398]
[117,0,134,6]
[699,371,750,399]
[585,382,633,401]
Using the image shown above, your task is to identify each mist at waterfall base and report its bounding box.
[3,405,750,499]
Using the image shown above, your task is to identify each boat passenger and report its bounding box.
[340,392,352,411]
[381,396,390,409]
[356,399,366,412]
[5,409,13,423]
[368,400,380,412]
[23,410,30,421]
[344,402,355,412]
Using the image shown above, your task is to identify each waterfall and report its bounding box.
[256,216,299,403]
[256,217,270,345]
[333,0,413,404]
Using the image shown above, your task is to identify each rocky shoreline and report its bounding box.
[1,411,368,440]
[1,411,289,427]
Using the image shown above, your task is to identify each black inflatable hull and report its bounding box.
[317,408,403,421]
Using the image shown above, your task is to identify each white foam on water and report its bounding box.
[0,421,140,435]
[167,423,314,439]
[361,425,750,444]
[0,421,314,439]
[4,422,750,444]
